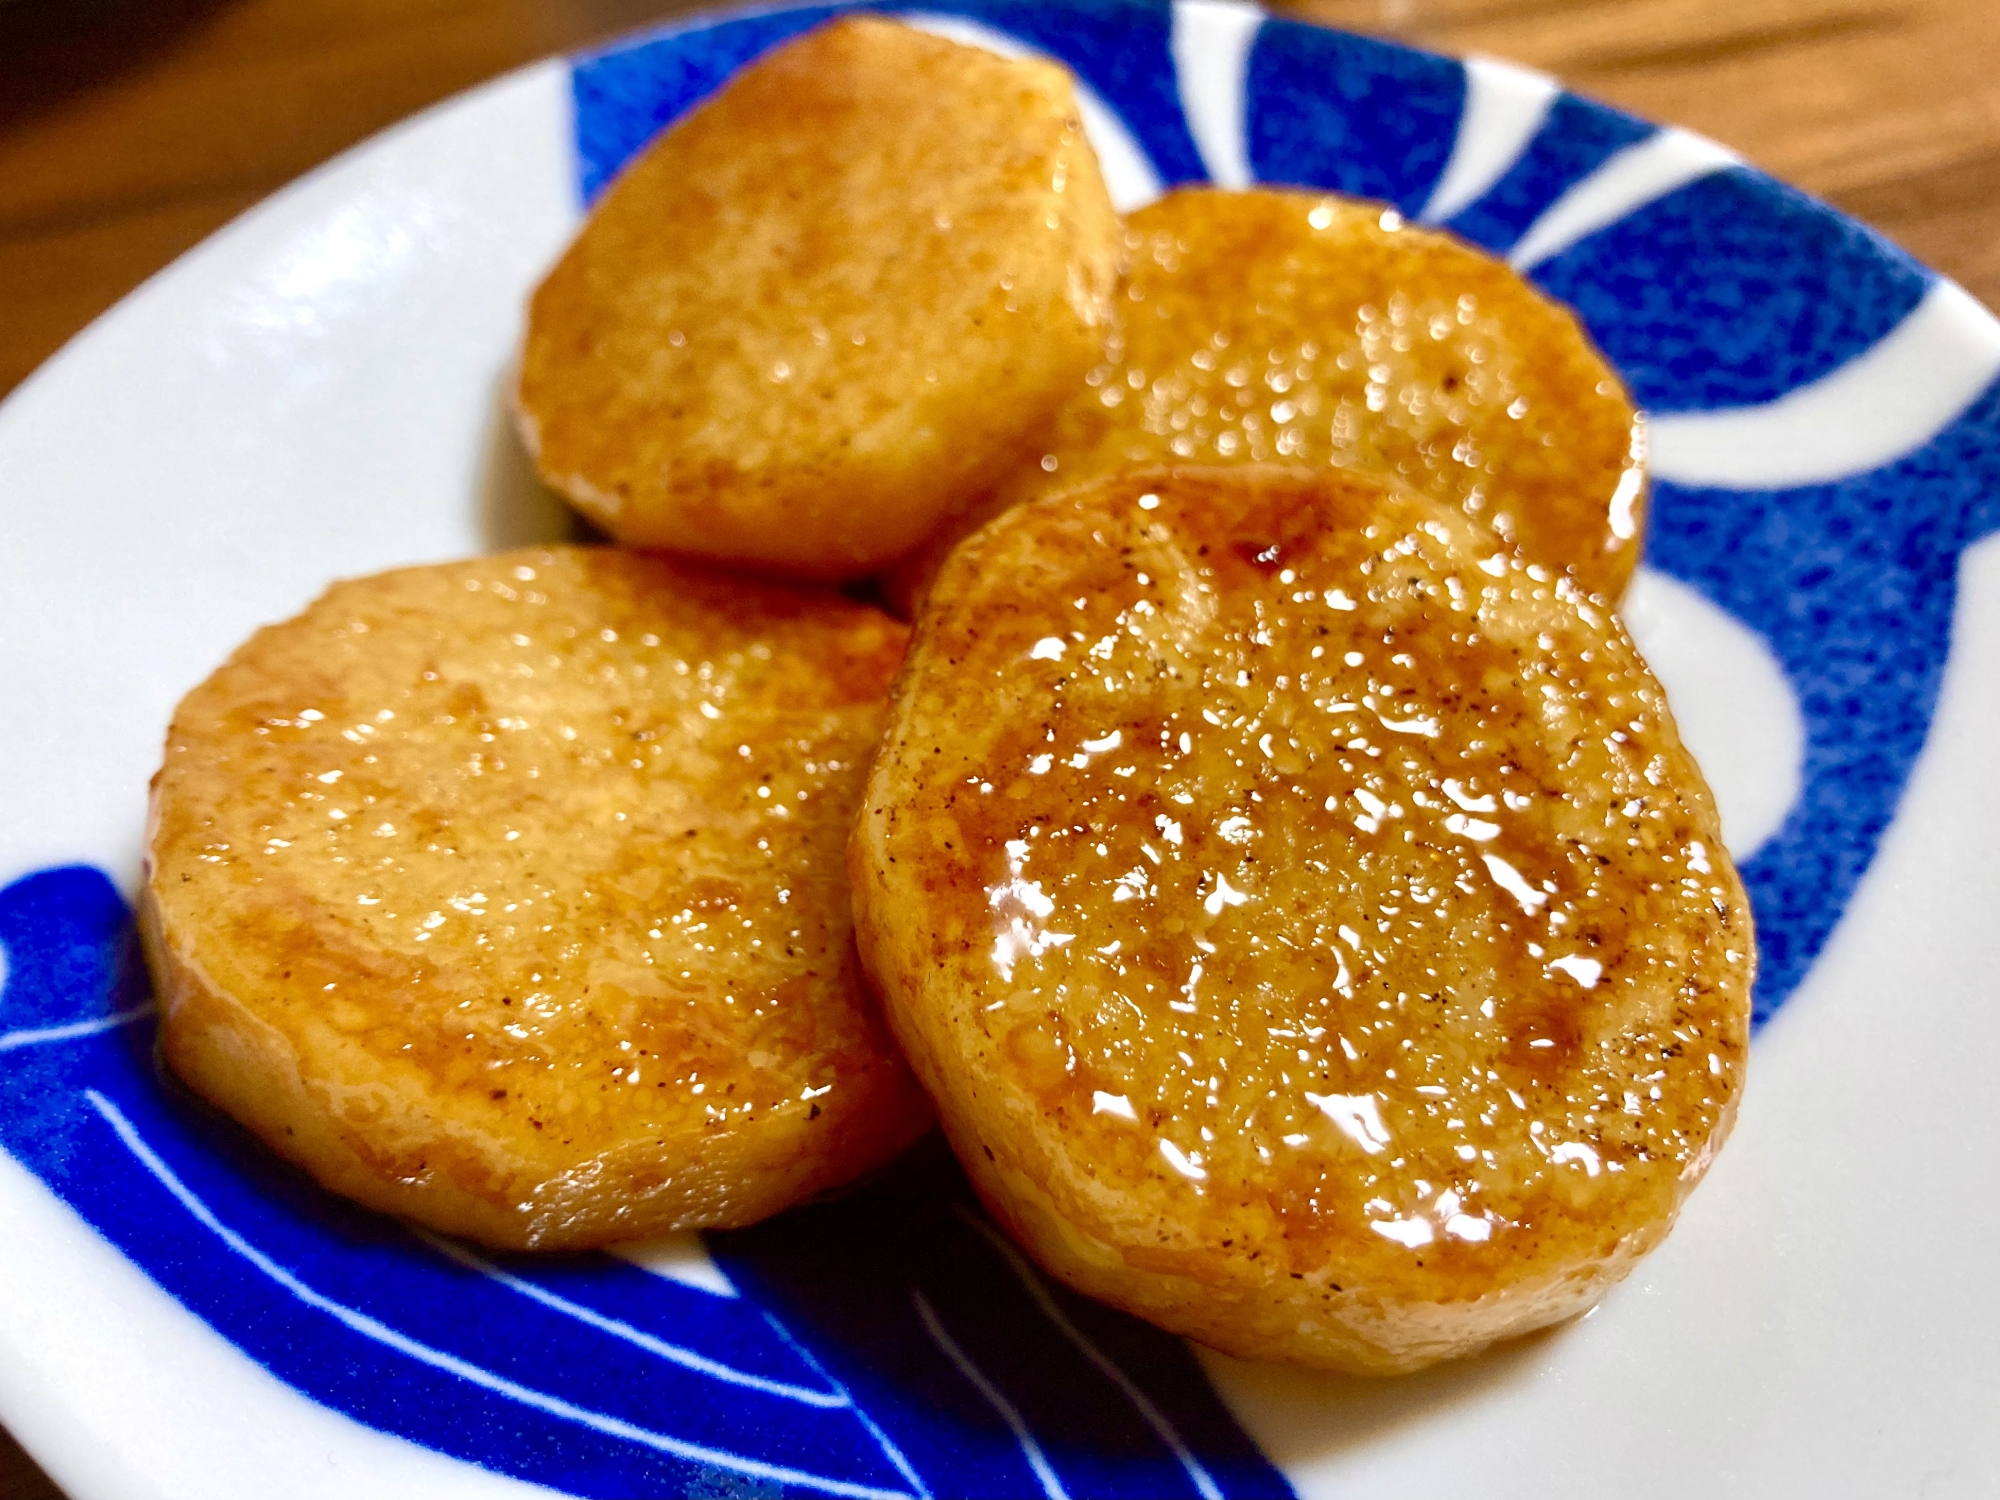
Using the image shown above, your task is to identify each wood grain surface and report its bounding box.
[0,0,1994,1493]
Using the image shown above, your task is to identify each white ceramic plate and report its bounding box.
[4,3,1999,1496]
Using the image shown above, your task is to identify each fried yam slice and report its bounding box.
[890,187,1643,609]
[517,16,1122,579]
[145,546,931,1250]
[852,465,1751,1373]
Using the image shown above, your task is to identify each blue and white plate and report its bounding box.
[4,3,1999,1495]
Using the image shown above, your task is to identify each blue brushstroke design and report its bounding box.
[1644,375,2000,1017]
[713,1143,1289,1499]
[1530,167,1933,412]
[1242,16,1464,214]
[1443,93,1653,255]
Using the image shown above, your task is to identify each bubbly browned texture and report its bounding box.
[890,188,1644,609]
[145,546,931,1250]
[853,466,1751,1373]
[516,15,1122,579]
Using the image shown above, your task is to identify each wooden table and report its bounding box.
[0,0,1993,1492]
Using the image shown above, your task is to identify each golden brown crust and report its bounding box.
[517,16,1122,579]
[146,545,931,1249]
[852,465,1751,1372]
[888,188,1644,611]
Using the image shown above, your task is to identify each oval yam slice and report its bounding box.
[517,15,1122,579]
[852,465,1751,1373]
[892,187,1644,609]
[145,545,931,1250]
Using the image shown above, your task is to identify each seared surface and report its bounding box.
[891,188,1644,608]
[146,545,929,1249]
[853,465,1750,1372]
[517,15,1122,578]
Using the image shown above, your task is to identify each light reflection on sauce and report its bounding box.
[987,838,1073,980]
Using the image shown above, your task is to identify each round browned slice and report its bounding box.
[145,545,931,1250]
[517,15,1123,579]
[853,465,1751,1373]
[891,187,1644,609]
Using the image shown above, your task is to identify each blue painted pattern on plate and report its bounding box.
[1531,167,1932,411]
[7,1,2000,1493]
[1647,380,2000,1017]
[1441,93,1653,255]
[1240,16,1464,213]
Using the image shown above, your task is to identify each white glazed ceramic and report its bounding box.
[3,3,1998,1496]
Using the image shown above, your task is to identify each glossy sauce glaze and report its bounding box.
[146,546,929,1249]
[853,466,1752,1371]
